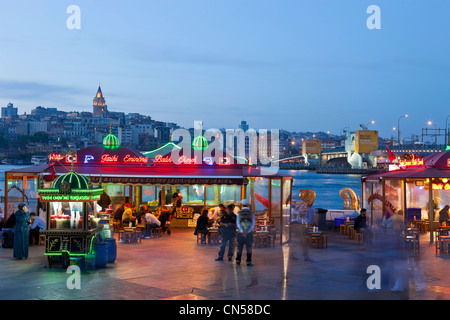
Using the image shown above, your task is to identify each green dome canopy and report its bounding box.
[51,170,91,191]
[103,133,120,150]
[192,135,208,151]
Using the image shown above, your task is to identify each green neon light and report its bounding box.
[40,194,101,201]
[103,133,120,150]
[142,142,182,156]
[38,188,103,194]
[192,136,208,151]
[446,145,450,151]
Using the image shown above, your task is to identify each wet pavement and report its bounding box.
[1,227,450,301]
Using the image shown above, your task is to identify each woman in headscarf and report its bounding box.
[14,203,30,260]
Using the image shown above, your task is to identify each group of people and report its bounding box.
[114,203,164,238]
[194,199,255,266]
[1,203,46,260]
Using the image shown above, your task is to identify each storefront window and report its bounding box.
[7,178,25,217]
[187,185,204,204]
[271,178,282,229]
[142,185,157,205]
[385,179,403,215]
[364,180,383,227]
[406,180,430,220]
[105,184,125,211]
[218,185,239,206]
[282,179,292,244]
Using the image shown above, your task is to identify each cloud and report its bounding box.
[0,79,87,102]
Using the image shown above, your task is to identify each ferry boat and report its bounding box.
[31,155,48,165]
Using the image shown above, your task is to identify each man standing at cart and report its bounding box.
[235,199,255,266]
[215,205,237,262]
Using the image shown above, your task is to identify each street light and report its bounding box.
[428,121,437,146]
[444,115,450,146]
[366,120,375,128]
[398,114,408,145]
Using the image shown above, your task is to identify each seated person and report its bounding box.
[195,210,209,244]
[144,211,161,238]
[29,212,46,246]
[122,203,136,227]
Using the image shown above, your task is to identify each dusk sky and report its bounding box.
[0,1,449,141]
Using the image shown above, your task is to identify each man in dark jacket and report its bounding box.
[236,200,255,266]
[354,208,368,233]
[215,205,237,261]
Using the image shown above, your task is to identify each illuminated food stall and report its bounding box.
[361,150,450,242]
[4,133,294,245]
[38,167,104,268]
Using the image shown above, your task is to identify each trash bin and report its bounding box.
[94,242,108,269]
[315,208,328,230]
[105,238,117,263]
[69,256,85,270]
[1,228,14,248]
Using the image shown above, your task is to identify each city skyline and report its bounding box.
[0,1,449,138]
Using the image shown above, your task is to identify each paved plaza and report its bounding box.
[1,227,450,301]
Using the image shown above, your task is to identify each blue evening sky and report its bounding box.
[0,0,449,141]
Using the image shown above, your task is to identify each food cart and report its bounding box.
[38,167,104,268]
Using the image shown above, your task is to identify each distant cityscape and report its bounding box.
[0,86,447,165]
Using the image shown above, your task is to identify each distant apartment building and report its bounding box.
[16,120,50,135]
[1,103,18,119]
[31,106,58,117]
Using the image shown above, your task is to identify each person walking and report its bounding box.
[235,199,255,266]
[216,205,237,262]
[13,203,30,260]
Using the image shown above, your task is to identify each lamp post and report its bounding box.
[398,114,408,146]
[428,121,437,146]
[446,115,450,146]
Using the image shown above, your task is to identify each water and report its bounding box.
[0,166,363,210]
[281,169,363,210]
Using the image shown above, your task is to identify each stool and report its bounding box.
[322,235,328,248]
[309,234,324,249]
[151,227,162,238]
[355,232,363,245]
[339,224,346,235]
[197,233,203,244]
[117,230,125,242]
[348,226,355,240]
[39,235,46,246]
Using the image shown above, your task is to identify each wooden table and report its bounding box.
[308,231,326,248]
[207,229,221,245]
[254,231,271,248]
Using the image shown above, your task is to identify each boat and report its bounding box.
[31,155,48,165]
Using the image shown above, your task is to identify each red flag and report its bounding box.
[386,145,396,162]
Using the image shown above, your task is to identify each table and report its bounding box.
[436,235,450,255]
[308,231,327,249]
[123,228,141,244]
[207,229,221,245]
[254,231,271,248]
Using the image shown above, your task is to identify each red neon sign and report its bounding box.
[101,154,119,163]
[432,183,450,190]
[48,154,64,161]
[154,154,198,165]
[100,154,148,164]
[123,154,148,163]
[398,155,424,168]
